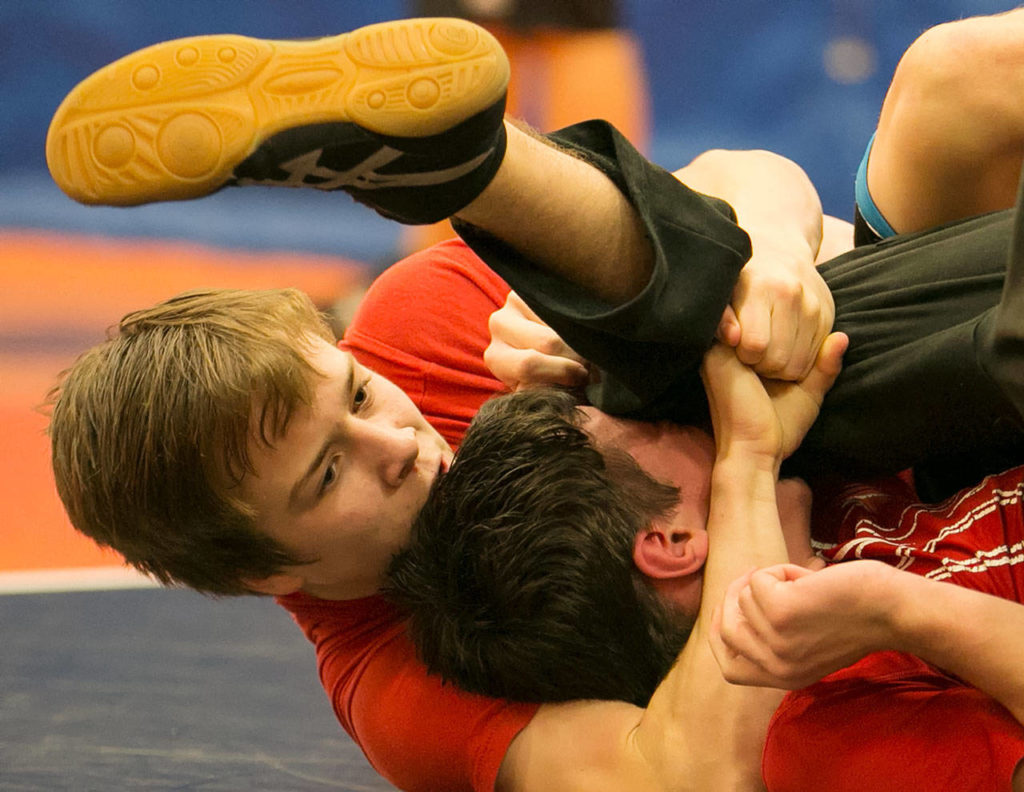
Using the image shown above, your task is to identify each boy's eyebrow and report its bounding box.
[289,353,354,508]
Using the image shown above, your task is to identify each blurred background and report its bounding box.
[5,0,1011,575]
[0,0,1013,787]
[5,0,1017,252]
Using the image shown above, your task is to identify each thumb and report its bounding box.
[717,305,741,347]
[800,331,848,405]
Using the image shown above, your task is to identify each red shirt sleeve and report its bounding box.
[281,594,538,792]
[763,651,1024,792]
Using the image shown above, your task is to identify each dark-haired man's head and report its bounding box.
[387,388,720,706]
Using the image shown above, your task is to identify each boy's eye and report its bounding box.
[321,460,337,492]
[353,383,369,409]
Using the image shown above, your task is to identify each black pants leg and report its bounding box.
[457,121,1024,498]
[794,209,1024,498]
[979,171,1024,418]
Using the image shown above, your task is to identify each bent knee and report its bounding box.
[892,15,1024,116]
[877,13,1024,168]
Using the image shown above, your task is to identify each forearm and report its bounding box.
[675,149,823,262]
[635,456,789,791]
[502,344,841,792]
[704,455,789,586]
[890,572,1024,725]
[642,338,848,787]
[498,455,788,792]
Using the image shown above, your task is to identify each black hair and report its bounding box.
[386,389,692,706]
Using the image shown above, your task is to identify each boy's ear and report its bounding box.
[632,523,708,580]
[243,572,305,596]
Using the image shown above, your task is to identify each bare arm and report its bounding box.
[894,569,1024,726]
[633,335,849,788]
[715,558,1024,729]
[498,467,787,792]
[498,337,848,792]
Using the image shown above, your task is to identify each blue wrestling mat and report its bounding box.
[0,587,396,791]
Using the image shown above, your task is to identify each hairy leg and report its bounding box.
[455,122,654,305]
[867,8,1024,233]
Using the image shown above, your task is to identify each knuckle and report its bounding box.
[775,278,803,303]
[487,310,509,336]
[774,359,806,382]
[721,667,746,684]
[520,356,549,380]
[762,656,789,680]
[763,347,792,373]
[784,361,811,382]
[738,341,768,366]
[535,333,566,357]
[521,351,552,375]
[761,600,791,630]
[740,329,770,354]
[770,641,799,666]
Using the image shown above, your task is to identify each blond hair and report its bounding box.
[49,288,335,595]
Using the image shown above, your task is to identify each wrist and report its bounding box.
[878,566,940,655]
[746,225,818,261]
[713,442,783,479]
[704,456,789,586]
[710,455,783,522]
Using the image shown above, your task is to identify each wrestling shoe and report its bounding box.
[45,18,509,224]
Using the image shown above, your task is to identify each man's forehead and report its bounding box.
[580,406,712,449]
[579,406,717,487]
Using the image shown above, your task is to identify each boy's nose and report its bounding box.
[372,424,420,489]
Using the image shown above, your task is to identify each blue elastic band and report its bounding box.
[855,131,897,239]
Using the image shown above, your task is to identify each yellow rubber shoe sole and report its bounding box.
[45,18,509,206]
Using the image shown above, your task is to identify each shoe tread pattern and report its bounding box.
[46,18,508,205]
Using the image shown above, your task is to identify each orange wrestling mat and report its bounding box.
[0,229,368,588]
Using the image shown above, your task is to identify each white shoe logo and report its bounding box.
[236,146,493,190]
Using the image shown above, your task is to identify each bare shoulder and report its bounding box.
[497,700,657,792]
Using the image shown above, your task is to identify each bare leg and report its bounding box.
[398,24,652,258]
[455,123,653,305]
[868,8,1024,233]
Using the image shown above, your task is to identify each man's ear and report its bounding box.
[632,522,708,580]
[243,572,305,596]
